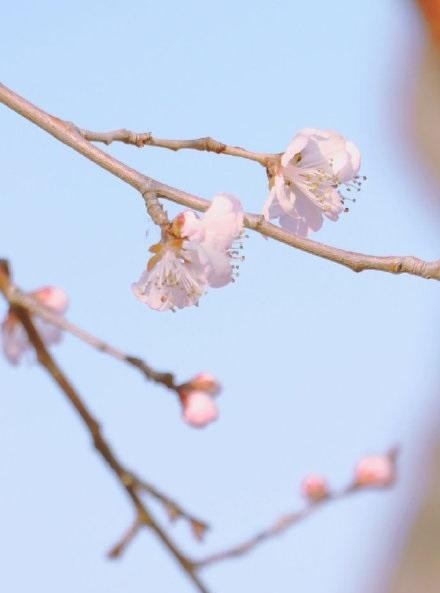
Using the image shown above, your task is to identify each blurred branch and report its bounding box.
[197,478,395,569]
[0,263,209,593]
[0,265,178,390]
[107,517,142,559]
[133,474,209,540]
[1,82,440,280]
[78,127,279,167]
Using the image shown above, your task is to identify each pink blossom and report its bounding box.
[301,474,329,502]
[177,372,221,428]
[180,193,244,251]
[180,390,219,428]
[33,286,69,313]
[263,128,362,237]
[1,286,68,365]
[354,455,395,488]
[133,194,244,311]
[132,242,206,312]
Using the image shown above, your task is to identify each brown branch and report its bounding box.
[143,190,170,230]
[0,273,209,593]
[196,481,394,569]
[0,270,177,390]
[0,82,439,281]
[78,127,279,167]
[0,261,207,528]
[107,517,142,559]
[133,474,209,539]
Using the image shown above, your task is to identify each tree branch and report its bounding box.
[0,267,178,390]
[196,480,395,569]
[77,126,279,167]
[0,269,210,593]
[1,81,439,281]
[107,516,142,559]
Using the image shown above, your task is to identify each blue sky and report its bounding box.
[1,2,439,592]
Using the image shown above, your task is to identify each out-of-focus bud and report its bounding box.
[33,286,69,313]
[301,474,329,502]
[177,372,221,428]
[180,390,219,428]
[355,454,395,488]
[1,285,68,365]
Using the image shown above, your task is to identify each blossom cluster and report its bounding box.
[133,193,244,312]
[131,128,362,312]
[1,128,364,436]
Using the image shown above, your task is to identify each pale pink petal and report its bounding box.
[355,455,395,487]
[200,193,244,250]
[132,249,205,312]
[301,474,329,502]
[33,286,69,314]
[179,210,204,242]
[182,390,219,428]
[1,286,68,365]
[1,314,29,365]
[264,128,361,237]
[281,133,310,167]
[196,245,232,288]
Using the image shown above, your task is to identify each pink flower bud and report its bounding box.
[355,455,394,487]
[301,474,329,502]
[181,390,219,428]
[33,286,69,313]
[189,372,221,396]
[1,285,69,365]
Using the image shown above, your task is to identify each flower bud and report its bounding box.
[181,390,219,428]
[33,286,69,313]
[301,474,329,502]
[355,455,394,487]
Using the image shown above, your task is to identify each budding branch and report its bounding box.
[0,262,211,593]
[1,82,439,280]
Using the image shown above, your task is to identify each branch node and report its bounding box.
[143,191,170,229]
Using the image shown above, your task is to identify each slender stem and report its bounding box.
[0,272,177,390]
[0,272,210,593]
[78,126,279,167]
[196,482,393,568]
[133,473,209,536]
[107,517,143,559]
[1,82,439,281]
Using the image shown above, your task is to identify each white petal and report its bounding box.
[1,321,29,365]
[33,287,69,314]
[201,193,244,250]
[133,248,206,311]
[281,134,310,167]
[196,244,232,288]
[182,390,219,428]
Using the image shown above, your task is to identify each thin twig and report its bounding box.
[78,127,279,167]
[0,261,208,532]
[107,517,143,559]
[196,482,394,568]
[0,269,177,390]
[1,82,439,281]
[133,474,209,539]
[0,276,209,593]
